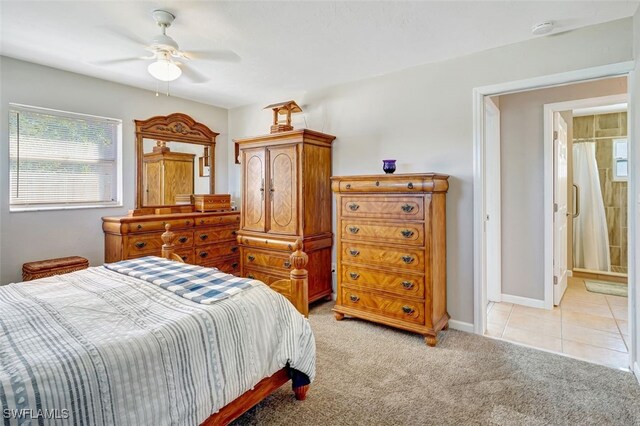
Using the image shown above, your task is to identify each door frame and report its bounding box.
[472,62,635,364]
[542,94,628,308]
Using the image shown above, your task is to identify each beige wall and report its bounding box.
[0,57,229,284]
[497,77,627,300]
[228,19,634,323]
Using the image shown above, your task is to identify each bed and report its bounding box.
[0,225,315,425]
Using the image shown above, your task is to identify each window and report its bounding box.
[612,138,628,181]
[9,104,122,211]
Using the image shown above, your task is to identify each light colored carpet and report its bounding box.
[585,279,628,297]
[234,302,640,425]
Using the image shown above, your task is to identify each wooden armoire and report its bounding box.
[143,150,195,205]
[235,129,336,303]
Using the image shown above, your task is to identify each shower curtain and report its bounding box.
[573,141,611,271]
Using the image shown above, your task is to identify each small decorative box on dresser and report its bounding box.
[102,211,241,274]
[235,129,336,303]
[331,173,449,346]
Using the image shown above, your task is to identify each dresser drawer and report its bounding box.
[340,196,424,220]
[126,233,164,255]
[194,242,240,264]
[125,218,194,234]
[341,220,424,246]
[174,248,195,264]
[172,231,194,248]
[194,226,238,245]
[243,267,286,285]
[215,257,241,275]
[194,214,240,227]
[342,243,425,272]
[242,248,293,272]
[338,177,428,193]
[340,288,425,325]
[342,264,425,299]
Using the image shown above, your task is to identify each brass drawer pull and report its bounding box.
[137,224,143,230]
[181,256,188,261]
[231,230,238,236]
[231,262,239,269]
[348,226,360,234]
[402,306,415,315]
[200,219,205,225]
[247,255,255,262]
[400,229,414,238]
[247,274,255,279]
[407,182,414,189]
[346,184,352,189]
[402,255,414,264]
[178,237,188,243]
[283,260,291,268]
[401,204,414,213]
[231,246,239,253]
[349,294,360,302]
[349,272,360,280]
[401,281,414,290]
[348,203,359,211]
[349,249,360,257]
[199,234,209,241]
[199,251,208,258]
[134,241,147,249]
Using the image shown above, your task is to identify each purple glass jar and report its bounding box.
[382,159,396,174]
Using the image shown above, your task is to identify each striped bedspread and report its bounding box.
[0,266,315,425]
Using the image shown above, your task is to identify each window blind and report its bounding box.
[9,105,121,210]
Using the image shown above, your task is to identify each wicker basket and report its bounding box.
[22,256,89,281]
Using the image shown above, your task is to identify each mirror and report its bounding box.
[135,113,218,209]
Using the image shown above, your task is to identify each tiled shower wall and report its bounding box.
[573,112,628,274]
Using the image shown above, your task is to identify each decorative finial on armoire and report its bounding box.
[264,100,302,133]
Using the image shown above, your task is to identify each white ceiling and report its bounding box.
[1,1,638,109]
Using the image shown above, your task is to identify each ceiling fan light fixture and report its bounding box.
[148,58,182,82]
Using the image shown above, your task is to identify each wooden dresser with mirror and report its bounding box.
[103,113,240,273]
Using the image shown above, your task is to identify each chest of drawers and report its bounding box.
[102,211,241,275]
[331,174,449,346]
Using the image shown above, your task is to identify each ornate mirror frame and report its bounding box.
[135,113,219,209]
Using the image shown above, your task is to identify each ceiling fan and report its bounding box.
[98,10,238,83]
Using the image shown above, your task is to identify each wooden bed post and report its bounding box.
[161,224,185,263]
[289,239,309,318]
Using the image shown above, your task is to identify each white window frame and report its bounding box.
[9,103,123,212]
[612,137,628,182]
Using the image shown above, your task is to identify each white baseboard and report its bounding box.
[501,293,546,309]
[634,362,640,385]
[448,319,474,333]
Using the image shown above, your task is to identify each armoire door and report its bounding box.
[242,147,267,232]
[144,161,162,205]
[268,145,298,235]
[164,159,194,205]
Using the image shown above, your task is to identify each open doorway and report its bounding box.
[480,76,632,370]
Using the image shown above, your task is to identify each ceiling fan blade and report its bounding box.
[179,63,210,84]
[91,57,144,66]
[183,49,241,63]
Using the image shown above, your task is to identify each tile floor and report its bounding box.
[486,276,629,370]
